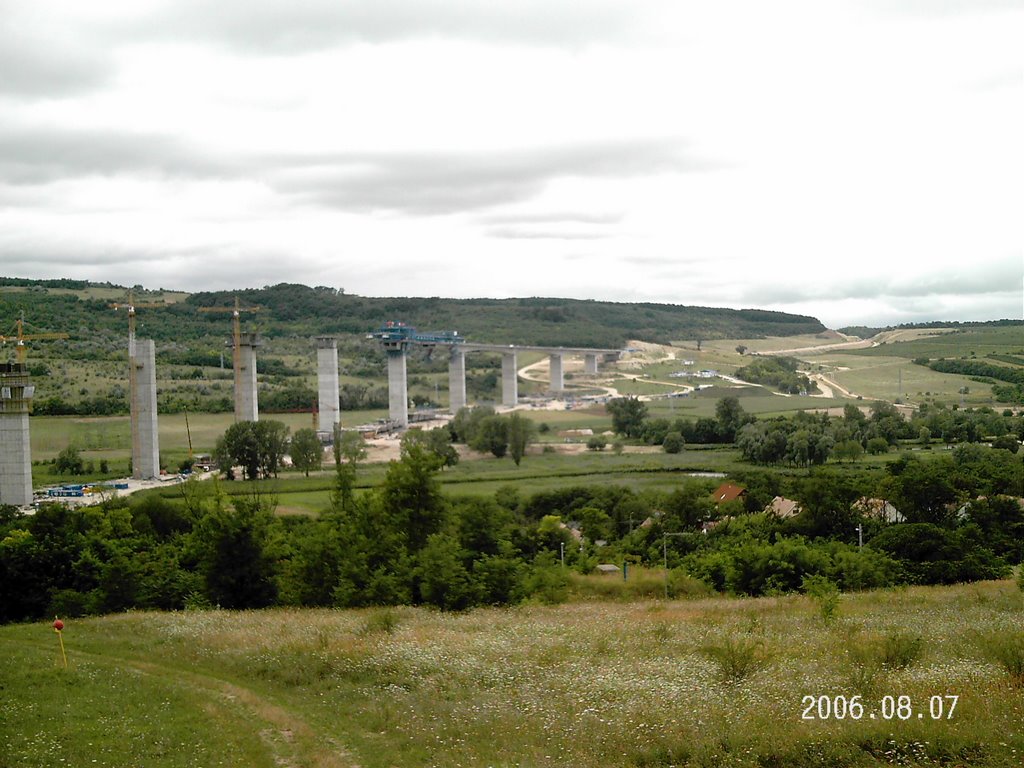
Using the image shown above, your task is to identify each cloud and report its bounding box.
[0,37,110,98]
[860,0,1024,17]
[0,3,113,98]
[484,227,609,240]
[0,125,229,184]
[743,258,1022,305]
[129,0,649,54]
[272,139,711,215]
[479,211,625,225]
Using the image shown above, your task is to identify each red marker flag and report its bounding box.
[53,616,67,669]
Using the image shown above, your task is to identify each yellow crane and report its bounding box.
[0,314,69,365]
[109,290,169,360]
[197,297,262,420]
[110,291,169,474]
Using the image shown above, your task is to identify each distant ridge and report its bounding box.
[840,319,1024,340]
[1,277,826,347]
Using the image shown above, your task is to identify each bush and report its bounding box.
[360,608,400,636]
[55,446,84,475]
[802,574,840,623]
[866,437,889,455]
[586,435,607,451]
[521,553,569,605]
[700,636,771,683]
[662,431,684,454]
[879,631,925,669]
[976,630,1024,684]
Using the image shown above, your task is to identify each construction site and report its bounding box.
[0,304,622,509]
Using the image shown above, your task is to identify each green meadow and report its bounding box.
[3,579,1022,767]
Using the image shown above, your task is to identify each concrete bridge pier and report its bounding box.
[317,337,340,431]
[387,349,409,427]
[501,351,518,407]
[584,353,599,375]
[448,347,466,413]
[132,339,160,480]
[0,363,33,506]
[235,333,261,422]
[549,353,564,392]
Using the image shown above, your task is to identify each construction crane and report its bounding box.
[0,314,69,364]
[109,290,169,360]
[197,297,262,417]
[195,296,260,370]
[110,291,170,477]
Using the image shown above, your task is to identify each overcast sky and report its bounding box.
[1,0,1021,328]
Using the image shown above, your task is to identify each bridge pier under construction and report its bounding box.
[0,363,33,506]
[131,339,160,480]
[235,333,261,422]
[317,337,340,433]
[367,323,620,427]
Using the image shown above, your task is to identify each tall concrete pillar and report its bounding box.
[501,351,518,407]
[132,339,160,480]
[0,363,33,506]
[387,349,409,427]
[317,337,340,431]
[549,353,564,392]
[235,333,260,422]
[448,347,467,413]
[584,353,599,375]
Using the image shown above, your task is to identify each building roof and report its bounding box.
[765,496,801,518]
[854,497,905,523]
[712,483,746,504]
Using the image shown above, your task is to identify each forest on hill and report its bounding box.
[1,278,825,349]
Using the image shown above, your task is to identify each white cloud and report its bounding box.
[0,0,1021,329]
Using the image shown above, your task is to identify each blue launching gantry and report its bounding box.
[369,322,465,428]
[369,321,464,350]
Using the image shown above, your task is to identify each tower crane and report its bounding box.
[109,290,169,360]
[0,314,69,365]
[197,297,263,418]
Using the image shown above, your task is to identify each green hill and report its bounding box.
[1,278,825,348]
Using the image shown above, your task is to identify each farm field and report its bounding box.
[134,447,743,515]
[846,326,1024,361]
[2,580,1022,767]
[814,354,1000,408]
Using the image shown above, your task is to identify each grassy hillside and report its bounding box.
[2,581,1022,767]
[1,277,825,351]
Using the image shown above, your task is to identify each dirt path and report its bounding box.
[15,640,359,768]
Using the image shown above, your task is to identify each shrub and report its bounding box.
[879,631,925,669]
[521,553,569,605]
[977,630,1024,684]
[700,636,771,683]
[866,437,889,455]
[586,435,607,451]
[360,608,399,636]
[802,574,840,624]
[662,431,684,454]
[55,446,84,475]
